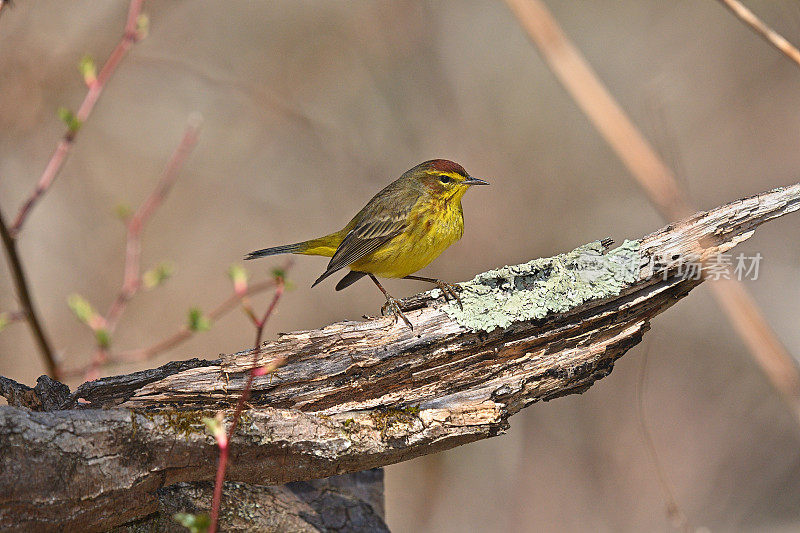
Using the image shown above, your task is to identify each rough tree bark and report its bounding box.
[2,183,799,532]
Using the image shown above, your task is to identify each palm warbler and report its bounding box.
[245,159,488,328]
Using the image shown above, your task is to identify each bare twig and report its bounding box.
[504,0,692,219]
[114,259,292,363]
[78,117,201,381]
[504,0,800,422]
[717,0,800,68]
[0,204,59,379]
[60,262,292,379]
[10,0,146,235]
[105,116,202,330]
[209,275,286,533]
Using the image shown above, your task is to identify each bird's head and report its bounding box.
[407,159,489,202]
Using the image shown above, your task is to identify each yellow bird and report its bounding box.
[245,159,488,328]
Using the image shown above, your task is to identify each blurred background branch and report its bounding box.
[10,0,146,236]
[717,0,800,67]
[505,0,800,423]
[0,0,147,381]
[76,116,201,381]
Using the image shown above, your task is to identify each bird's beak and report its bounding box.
[464,176,489,186]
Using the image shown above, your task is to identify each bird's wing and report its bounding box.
[312,186,419,287]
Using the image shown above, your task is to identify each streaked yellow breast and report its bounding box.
[351,195,464,278]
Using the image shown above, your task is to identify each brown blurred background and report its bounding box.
[2,1,800,531]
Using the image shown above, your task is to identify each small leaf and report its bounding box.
[143,262,175,290]
[187,307,211,332]
[68,294,96,324]
[202,411,227,447]
[227,264,248,294]
[227,264,248,284]
[202,416,221,436]
[57,106,82,134]
[271,267,286,281]
[136,13,149,39]
[113,202,132,221]
[173,512,210,533]
[0,312,8,333]
[94,328,111,349]
[78,55,97,86]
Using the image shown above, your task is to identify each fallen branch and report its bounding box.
[1,183,798,531]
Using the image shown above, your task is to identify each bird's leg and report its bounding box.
[368,274,413,330]
[404,275,463,309]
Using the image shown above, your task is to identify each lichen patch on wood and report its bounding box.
[442,239,641,331]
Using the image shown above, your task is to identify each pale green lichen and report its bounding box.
[443,239,641,332]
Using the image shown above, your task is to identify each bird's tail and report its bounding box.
[244,242,306,260]
[245,232,342,261]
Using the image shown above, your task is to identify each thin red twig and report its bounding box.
[60,260,292,378]
[115,271,289,363]
[105,116,202,330]
[10,0,146,236]
[208,276,286,533]
[81,117,201,381]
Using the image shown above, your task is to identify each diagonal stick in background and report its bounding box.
[716,0,800,68]
[504,0,800,419]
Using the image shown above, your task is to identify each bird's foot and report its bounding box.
[435,280,463,309]
[381,296,413,330]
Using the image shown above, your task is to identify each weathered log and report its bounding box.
[111,470,387,533]
[2,183,799,531]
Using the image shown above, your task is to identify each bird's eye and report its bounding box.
[439,176,452,184]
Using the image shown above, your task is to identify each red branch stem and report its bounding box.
[208,277,286,533]
[80,117,201,381]
[10,0,146,236]
[115,273,287,363]
[104,117,202,331]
